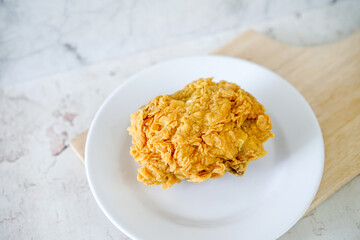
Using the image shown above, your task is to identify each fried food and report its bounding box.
[128,78,274,189]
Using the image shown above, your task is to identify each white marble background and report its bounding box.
[1,0,359,87]
[1,0,360,239]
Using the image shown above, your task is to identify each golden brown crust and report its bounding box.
[128,78,274,189]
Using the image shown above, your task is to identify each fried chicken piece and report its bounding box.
[128,78,274,189]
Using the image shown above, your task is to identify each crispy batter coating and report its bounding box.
[128,78,274,189]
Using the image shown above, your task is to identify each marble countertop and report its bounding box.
[1,0,360,239]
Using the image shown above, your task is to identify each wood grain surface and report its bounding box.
[70,30,360,215]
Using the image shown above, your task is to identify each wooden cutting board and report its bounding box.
[70,30,360,215]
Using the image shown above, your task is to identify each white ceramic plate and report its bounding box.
[85,55,324,240]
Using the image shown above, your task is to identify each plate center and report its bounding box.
[130,140,279,226]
